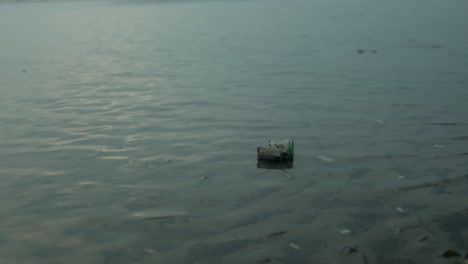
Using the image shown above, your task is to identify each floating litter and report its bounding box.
[340,229,351,235]
[396,207,405,213]
[257,140,294,170]
[317,155,334,162]
[289,243,301,250]
[257,139,294,162]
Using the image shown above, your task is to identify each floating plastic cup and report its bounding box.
[257,139,294,162]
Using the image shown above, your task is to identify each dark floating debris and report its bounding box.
[341,246,359,254]
[406,44,443,49]
[356,49,378,54]
[427,44,442,49]
[257,257,284,263]
[430,122,459,126]
[341,246,369,264]
[440,249,461,258]
[265,230,287,239]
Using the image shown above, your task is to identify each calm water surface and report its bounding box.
[1,0,468,263]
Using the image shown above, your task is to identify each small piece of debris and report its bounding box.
[341,246,358,254]
[431,122,458,126]
[376,120,384,124]
[434,144,445,148]
[289,243,301,250]
[396,207,405,213]
[398,175,406,179]
[266,231,287,239]
[340,229,351,235]
[317,155,335,162]
[440,249,461,258]
[77,181,97,187]
[145,249,156,254]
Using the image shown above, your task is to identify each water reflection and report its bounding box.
[257,160,294,170]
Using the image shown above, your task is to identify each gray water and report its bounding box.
[1,0,468,263]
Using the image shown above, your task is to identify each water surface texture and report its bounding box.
[1,0,468,263]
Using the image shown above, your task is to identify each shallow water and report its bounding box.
[1,0,468,263]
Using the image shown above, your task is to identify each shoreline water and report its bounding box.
[1,0,468,262]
